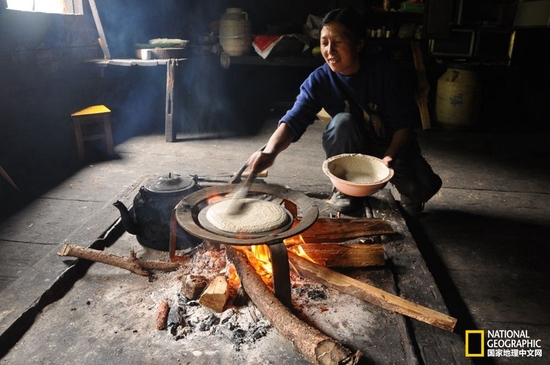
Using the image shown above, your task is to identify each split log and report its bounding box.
[58,243,181,276]
[156,299,170,330]
[199,275,229,313]
[288,252,457,332]
[298,217,394,243]
[226,246,362,365]
[287,243,385,268]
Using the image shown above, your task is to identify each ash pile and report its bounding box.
[152,244,330,350]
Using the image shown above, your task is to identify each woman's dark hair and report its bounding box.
[320,7,366,43]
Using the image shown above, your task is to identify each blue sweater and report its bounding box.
[280,53,419,143]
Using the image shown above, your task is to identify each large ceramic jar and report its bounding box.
[436,65,483,131]
[219,8,251,56]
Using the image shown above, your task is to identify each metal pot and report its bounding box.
[113,173,201,252]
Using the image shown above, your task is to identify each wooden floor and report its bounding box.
[0,117,549,364]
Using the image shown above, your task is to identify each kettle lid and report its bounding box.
[143,173,196,193]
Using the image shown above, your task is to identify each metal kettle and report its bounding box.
[113,173,201,252]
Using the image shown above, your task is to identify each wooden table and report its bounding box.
[89,58,187,142]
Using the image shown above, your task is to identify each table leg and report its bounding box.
[165,59,176,142]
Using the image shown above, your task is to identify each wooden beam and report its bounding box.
[88,0,111,59]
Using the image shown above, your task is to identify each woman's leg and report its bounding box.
[322,113,370,214]
[322,113,369,158]
[389,140,442,207]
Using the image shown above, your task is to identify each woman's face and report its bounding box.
[320,22,364,76]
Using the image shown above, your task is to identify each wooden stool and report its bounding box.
[71,105,114,160]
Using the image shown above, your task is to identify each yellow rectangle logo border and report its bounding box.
[465,330,485,357]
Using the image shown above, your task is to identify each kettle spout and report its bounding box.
[113,200,140,235]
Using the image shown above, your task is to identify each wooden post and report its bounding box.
[411,41,431,130]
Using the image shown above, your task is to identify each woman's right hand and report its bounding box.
[247,151,276,174]
[247,122,295,173]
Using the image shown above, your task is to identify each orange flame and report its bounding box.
[285,235,316,263]
[232,235,316,285]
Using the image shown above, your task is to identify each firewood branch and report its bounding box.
[288,252,457,332]
[226,245,362,365]
[58,243,181,276]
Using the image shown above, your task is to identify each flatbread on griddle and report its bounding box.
[206,198,288,233]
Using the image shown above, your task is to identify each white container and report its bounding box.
[436,66,483,131]
[219,8,251,56]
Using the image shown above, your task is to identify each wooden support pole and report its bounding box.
[288,252,457,332]
[411,40,431,130]
[226,246,362,365]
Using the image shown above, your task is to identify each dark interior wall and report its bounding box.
[0,1,102,202]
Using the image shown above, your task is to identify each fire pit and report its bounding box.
[171,183,319,307]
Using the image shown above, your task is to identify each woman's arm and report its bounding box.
[247,123,295,173]
[382,127,412,167]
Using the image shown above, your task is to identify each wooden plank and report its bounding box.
[0,174,153,354]
[87,59,186,67]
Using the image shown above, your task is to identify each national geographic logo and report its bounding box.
[465,330,485,357]
[465,330,543,359]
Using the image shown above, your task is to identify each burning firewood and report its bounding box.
[226,246,362,365]
[287,242,385,268]
[58,243,181,276]
[199,275,229,313]
[298,217,394,243]
[288,252,457,332]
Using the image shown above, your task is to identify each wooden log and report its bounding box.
[199,275,229,313]
[156,299,170,330]
[288,252,457,332]
[226,246,362,365]
[287,243,385,268]
[298,217,394,243]
[58,243,181,276]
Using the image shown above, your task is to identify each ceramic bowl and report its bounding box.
[322,153,394,197]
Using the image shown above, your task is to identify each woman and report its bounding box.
[246,7,442,216]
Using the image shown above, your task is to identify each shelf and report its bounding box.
[219,53,324,69]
